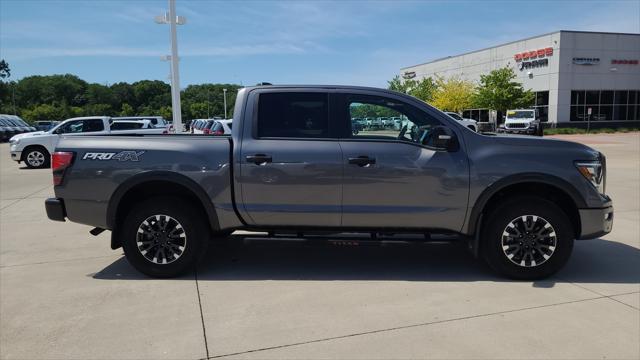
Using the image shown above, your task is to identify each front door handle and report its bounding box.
[246,154,272,165]
[348,156,376,167]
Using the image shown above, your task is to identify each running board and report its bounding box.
[228,232,462,246]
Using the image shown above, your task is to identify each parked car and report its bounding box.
[210,119,232,135]
[35,120,60,132]
[9,116,168,169]
[8,115,37,132]
[45,85,612,280]
[500,109,543,136]
[1,114,36,135]
[0,117,19,141]
[445,112,478,132]
[112,116,169,129]
[201,120,216,135]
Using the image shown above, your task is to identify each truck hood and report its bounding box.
[11,131,48,140]
[9,131,51,141]
[493,134,600,159]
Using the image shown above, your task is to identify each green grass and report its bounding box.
[544,127,640,135]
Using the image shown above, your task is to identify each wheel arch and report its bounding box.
[107,171,220,249]
[21,144,50,161]
[468,173,585,256]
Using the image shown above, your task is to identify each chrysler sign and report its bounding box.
[573,57,600,65]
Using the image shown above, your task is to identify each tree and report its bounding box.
[387,75,438,103]
[120,103,135,116]
[21,104,64,121]
[430,76,476,112]
[0,60,10,79]
[473,67,534,112]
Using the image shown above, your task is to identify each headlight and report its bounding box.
[575,160,605,194]
[9,138,19,145]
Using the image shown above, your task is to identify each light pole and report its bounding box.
[223,88,228,119]
[155,0,186,132]
[207,89,210,118]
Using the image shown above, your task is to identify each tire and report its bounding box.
[482,196,574,280]
[121,196,210,278]
[23,146,50,169]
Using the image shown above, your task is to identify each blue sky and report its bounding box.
[1,0,639,88]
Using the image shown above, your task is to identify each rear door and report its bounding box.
[336,92,469,231]
[51,118,107,150]
[237,90,343,227]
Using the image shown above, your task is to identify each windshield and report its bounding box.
[446,112,463,121]
[507,110,535,119]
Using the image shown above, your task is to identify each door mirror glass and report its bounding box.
[422,126,458,151]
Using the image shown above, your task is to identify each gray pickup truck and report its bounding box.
[45,85,613,279]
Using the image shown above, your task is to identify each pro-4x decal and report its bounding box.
[82,151,145,161]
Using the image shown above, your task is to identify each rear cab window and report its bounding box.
[257,92,329,138]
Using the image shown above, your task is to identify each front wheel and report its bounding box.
[482,196,574,280]
[23,147,50,169]
[121,196,210,278]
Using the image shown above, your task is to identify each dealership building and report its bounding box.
[400,30,640,126]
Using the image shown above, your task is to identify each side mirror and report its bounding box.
[423,126,458,151]
[434,134,453,149]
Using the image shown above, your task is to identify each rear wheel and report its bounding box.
[23,146,50,169]
[482,196,573,280]
[121,196,209,278]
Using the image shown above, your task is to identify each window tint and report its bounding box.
[258,92,329,138]
[58,119,104,133]
[111,122,144,130]
[347,95,441,144]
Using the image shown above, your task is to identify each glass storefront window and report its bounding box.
[615,91,628,104]
[535,91,549,106]
[571,91,585,105]
[571,90,640,120]
[613,105,628,121]
[598,105,613,121]
[630,104,638,120]
[570,105,585,122]
[586,91,599,105]
[480,110,489,122]
[600,91,614,104]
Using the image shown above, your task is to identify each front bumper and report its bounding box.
[10,151,21,162]
[503,127,537,135]
[45,198,67,222]
[578,206,614,239]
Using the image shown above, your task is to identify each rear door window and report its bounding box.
[111,122,144,130]
[257,92,329,138]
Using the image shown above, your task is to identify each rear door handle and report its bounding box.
[246,154,272,165]
[348,156,376,167]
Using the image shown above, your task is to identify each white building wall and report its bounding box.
[556,32,640,122]
[401,31,640,124]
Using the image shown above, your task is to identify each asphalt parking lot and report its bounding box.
[1,133,639,360]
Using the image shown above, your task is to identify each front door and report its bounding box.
[338,93,469,231]
[238,90,343,227]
